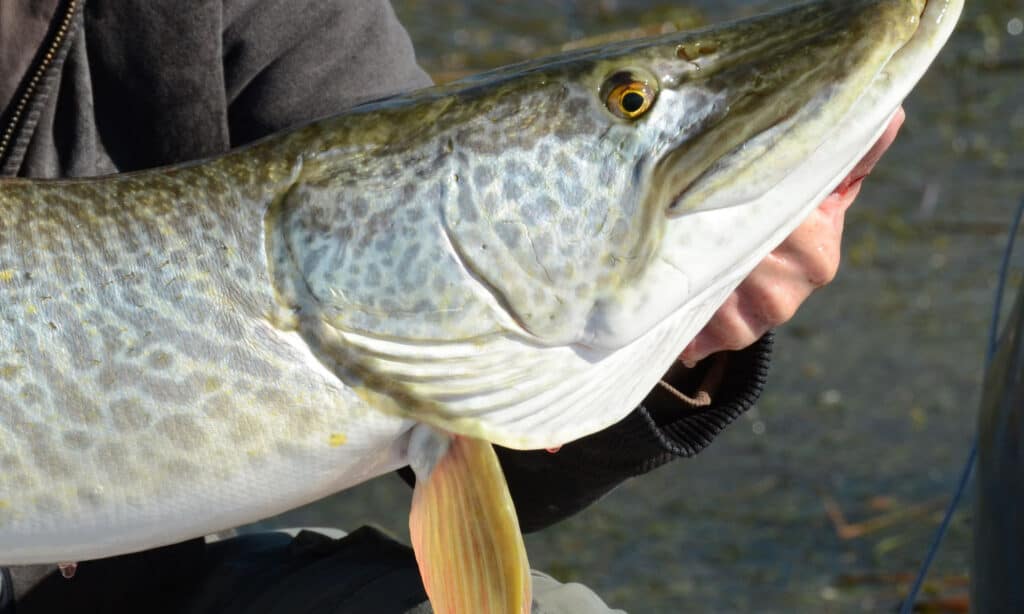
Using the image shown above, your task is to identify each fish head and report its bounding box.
[279,0,962,449]
[437,0,960,350]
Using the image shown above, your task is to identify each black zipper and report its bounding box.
[0,0,80,169]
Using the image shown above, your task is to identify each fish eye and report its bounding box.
[601,71,658,120]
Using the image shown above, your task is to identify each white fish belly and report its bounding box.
[0,385,412,565]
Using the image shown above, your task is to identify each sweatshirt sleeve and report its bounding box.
[220,0,433,145]
[496,334,773,533]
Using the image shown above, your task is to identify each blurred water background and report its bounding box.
[260,1,1024,611]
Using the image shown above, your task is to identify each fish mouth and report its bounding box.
[660,0,966,280]
[817,0,949,205]
[663,0,960,217]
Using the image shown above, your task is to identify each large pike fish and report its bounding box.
[0,0,962,611]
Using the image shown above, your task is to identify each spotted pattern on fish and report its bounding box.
[0,158,373,523]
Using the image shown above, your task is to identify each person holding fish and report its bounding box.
[0,0,936,612]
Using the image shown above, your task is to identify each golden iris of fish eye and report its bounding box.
[601,71,658,119]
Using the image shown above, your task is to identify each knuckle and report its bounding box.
[710,303,761,352]
[805,249,841,287]
[748,283,801,328]
[761,294,798,329]
[739,278,795,328]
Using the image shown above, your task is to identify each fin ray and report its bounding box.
[409,435,531,613]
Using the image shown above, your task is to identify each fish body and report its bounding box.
[1,0,961,586]
[0,153,415,561]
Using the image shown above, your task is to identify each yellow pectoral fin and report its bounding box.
[409,434,532,614]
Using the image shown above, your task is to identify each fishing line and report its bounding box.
[899,195,1024,614]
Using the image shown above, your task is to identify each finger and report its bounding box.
[831,107,906,202]
[680,293,754,366]
[774,110,905,284]
[736,252,814,330]
[680,252,811,365]
[853,107,905,177]
[678,107,906,366]
[774,204,846,288]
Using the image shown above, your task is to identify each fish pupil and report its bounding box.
[621,91,646,113]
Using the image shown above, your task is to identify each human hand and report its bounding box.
[679,107,906,366]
